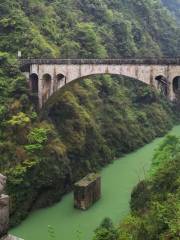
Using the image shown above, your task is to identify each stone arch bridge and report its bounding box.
[20,58,180,107]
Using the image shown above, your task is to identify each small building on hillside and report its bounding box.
[74,173,101,210]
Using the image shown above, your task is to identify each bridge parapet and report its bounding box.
[20,58,180,71]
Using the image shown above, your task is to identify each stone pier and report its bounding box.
[74,173,101,210]
[0,174,23,240]
[0,195,9,238]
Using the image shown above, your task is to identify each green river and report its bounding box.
[10,125,180,240]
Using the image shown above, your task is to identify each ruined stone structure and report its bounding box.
[20,58,180,107]
[74,173,101,210]
[0,174,6,196]
[0,174,23,240]
[0,194,9,238]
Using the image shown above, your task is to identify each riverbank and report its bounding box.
[10,125,180,240]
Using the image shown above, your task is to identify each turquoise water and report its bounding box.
[10,125,180,240]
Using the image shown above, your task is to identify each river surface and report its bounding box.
[10,125,180,240]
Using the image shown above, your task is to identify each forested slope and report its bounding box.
[162,0,180,22]
[0,0,179,226]
[0,0,180,58]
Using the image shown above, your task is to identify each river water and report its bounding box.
[10,125,180,240]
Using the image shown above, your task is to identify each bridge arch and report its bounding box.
[43,73,52,87]
[155,75,166,81]
[67,69,150,86]
[56,73,66,88]
[29,73,38,94]
[69,73,145,84]
[41,71,167,106]
[45,73,151,107]
[155,75,168,96]
[173,76,180,93]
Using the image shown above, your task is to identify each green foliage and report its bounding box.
[93,218,118,240]
[151,135,180,174]
[7,112,30,127]
[130,180,151,213]
[46,75,174,181]
[0,0,179,58]
[73,23,107,58]
[25,127,49,153]
[162,0,180,22]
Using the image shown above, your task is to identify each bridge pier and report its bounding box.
[169,82,175,101]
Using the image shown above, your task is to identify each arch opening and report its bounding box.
[155,75,168,96]
[57,74,65,82]
[56,73,66,88]
[30,73,38,93]
[173,76,180,93]
[43,73,52,82]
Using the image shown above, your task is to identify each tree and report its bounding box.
[93,218,118,240]
[73,23,107,58]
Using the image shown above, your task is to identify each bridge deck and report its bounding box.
[20,58,180,70]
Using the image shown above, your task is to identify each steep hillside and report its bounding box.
[3,73,176,226]
[0,0,179,58]
[0,0,179,226]
[162,0,180,22]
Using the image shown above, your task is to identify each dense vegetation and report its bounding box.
[0,57,176,226]
[0,0,179,227]
[162,0,180,22]
[0,0,180,58]
[45,76,176,183]
[93,135,180,240]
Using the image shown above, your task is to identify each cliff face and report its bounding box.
[0,0,179,226]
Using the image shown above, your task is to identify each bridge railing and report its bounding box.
[20,58,180,70]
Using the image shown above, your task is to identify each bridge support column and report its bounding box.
[38,76,43,108]
[169,81,176,101]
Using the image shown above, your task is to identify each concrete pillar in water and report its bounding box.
[74,173,101,210]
